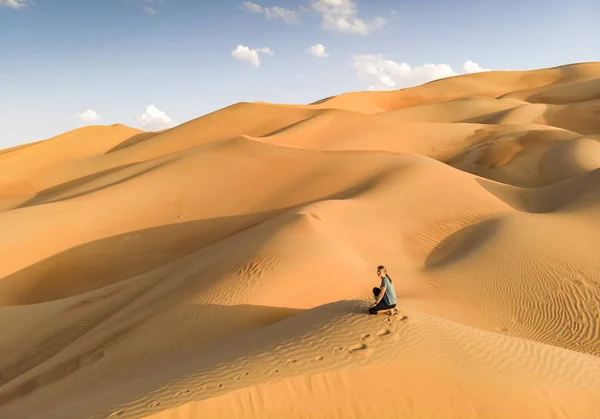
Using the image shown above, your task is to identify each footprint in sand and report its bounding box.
[333,346,344,354]
[108,411,125,418]
[386,315,407,325]
[360,333,371,341]
[214,384,223,389]
[262,369,279,375]
[310,355,324,362]
[348,343,368,354]
[377,328,391,337]
[286,359,297,364]
[147,401,160,408]
[235,372,250,380]
[176,390,190,396]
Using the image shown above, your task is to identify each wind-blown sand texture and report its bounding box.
[1,62,600,419]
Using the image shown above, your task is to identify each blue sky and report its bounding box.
[1,0,599,148]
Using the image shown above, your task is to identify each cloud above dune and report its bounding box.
[231,44,274,67]
[242,1,303,23]
[76,109,102,123]
[352,55,456,88]
[311,0,385,35]
[463,60,492,73]
[142,6,157,15]
[352,55,493,89]
[0,0,33,8]
[307,44,329,58]
[136,105,174,131]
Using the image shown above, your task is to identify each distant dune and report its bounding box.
[1,62,600,419]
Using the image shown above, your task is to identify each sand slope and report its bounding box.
[1,62,600,419]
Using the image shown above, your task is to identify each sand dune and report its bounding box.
[1,62,600,419]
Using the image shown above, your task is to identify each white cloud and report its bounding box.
[463,60,492,73]
[306,44,329,58]
[76,109,102,123]
[241,1,387,33]
[142,6,157,14]
[352,55,457,89]
[352,56,496,89]
[136,105,174,131]
[242,1,303,23]
[311,0,385,35]
[231,44,274,67]
[0,0,33,8]
[242,1,263,13]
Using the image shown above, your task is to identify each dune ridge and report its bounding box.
[1,62,600,419]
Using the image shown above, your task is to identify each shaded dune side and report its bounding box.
[500,76,600,104]
[382,96,519,123]
[0,125,142,182]
[258,111,485,159]
[446,126,600,187]
[0,126,146,212]
[540,138,600,184]
[464,99,600,136]
[462,103,548,125]
[100,103,323,161]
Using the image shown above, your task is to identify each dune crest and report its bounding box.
[1,62,600,419]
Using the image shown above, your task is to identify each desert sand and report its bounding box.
[1,62,600,419]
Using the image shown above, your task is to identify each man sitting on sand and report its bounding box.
[369,265,399,315]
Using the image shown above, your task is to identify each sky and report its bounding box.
[1,0,599,148]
